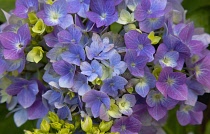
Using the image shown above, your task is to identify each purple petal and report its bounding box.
[17,24,31,46]
[168,84,188,100]
[17,88,36,108]
[150,0,167,11]
[0,32,19,49]
[27,100,48,120]
[13,5,28,18]
[179,22,194,43]
[67,0,81,13]
[139,16,165,33]
[91,101,102,117]
[148,104,167,121]
[176,111,191,126]
[59,14,74,29]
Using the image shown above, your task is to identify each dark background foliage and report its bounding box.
[0,0,210,133]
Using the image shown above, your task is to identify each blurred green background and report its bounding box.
[0,0,210,133]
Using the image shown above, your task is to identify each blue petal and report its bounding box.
[14,109,28,127]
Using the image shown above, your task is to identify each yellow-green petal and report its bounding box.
[26,46,44,63]
[28,12,38,25]
[148,31,161,45]
[32,19,46,34]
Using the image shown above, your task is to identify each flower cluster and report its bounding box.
[0,0,210,133]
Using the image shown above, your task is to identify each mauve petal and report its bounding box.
[4,49,23,60]
[13,5,28,18]
[17,88,36,108]
[0,32,19,49]
[176,111,191,126]
[134,0,149,21]
[193,102,207,112]
[148,104,167,121]
[27,100,48,120]
[156,82,168,97]
[188,40,204,55]
[179,22,194,43]
[185,88,198,106]
[17,24,31,46]
[189,111,203,125]
[168,84,188,100]
[14,109,28,127]
[57,30,72,43]
[99,104,109,121]
[171,72,186,85]
[124,30,140,49]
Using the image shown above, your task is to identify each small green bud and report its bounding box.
[126,87,133,94]
[50,122,62,130]
[46,26,54,33]
[92,78,103,85]
[110,23,123,34]
[28,12,38,24]
[99,120,113,132]
[58,128,70,134]
[48,112,60,123]
[152,65,162,79]
[81,116,92,132]
[92,126,100,134]
[32,19,46,34]
[65,123,74,130]
[26,46,44,63]
[40,119,50,132]
[24,130,33,134]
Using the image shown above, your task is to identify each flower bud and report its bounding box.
[81,116,92,132]
[99,120,113,132]
[40,119,50,132]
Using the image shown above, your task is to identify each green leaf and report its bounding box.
[110,23,123,34]
[205,120,210,134]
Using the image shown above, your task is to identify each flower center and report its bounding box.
[138,44,143,50]
[167,78,175,85]
[131,62,136,67]
[101,13,107,20]
[121,125,126,131]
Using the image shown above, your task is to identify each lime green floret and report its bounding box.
[26,46,44,63]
